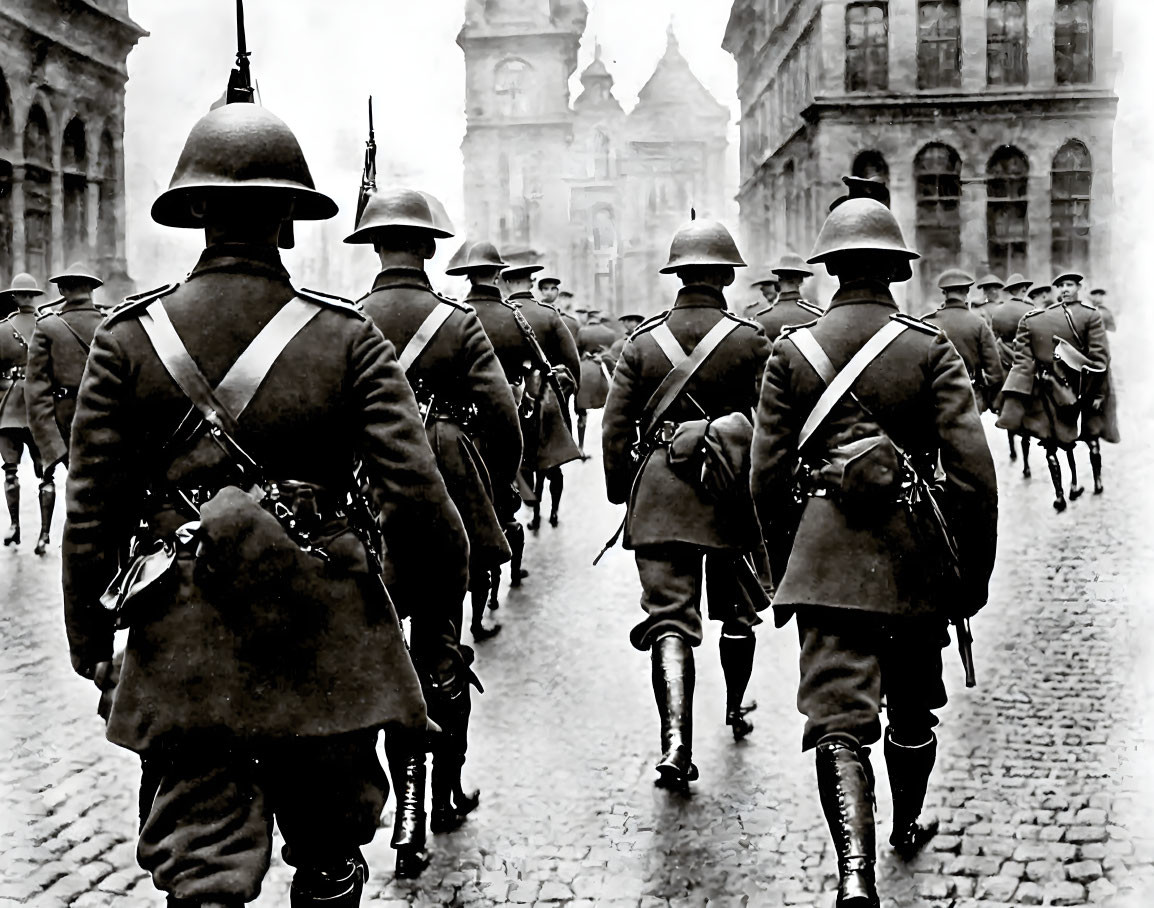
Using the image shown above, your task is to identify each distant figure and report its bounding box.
[921,269,1004,414]
[1089,287,1117,332]
[755,252,824,342]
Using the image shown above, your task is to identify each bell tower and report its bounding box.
[458,0,587,262]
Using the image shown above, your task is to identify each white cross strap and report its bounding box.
[397,302,455,373]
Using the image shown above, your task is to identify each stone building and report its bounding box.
[458,0,729,315]
[0,1,144,301]
[723,0,1117,309]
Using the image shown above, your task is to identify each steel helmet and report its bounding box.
[1027,284,1051,298]
[1003,272,1031,292]
[151,104,337,229]
[808,198,918,265]
[771,252,814,278]
[1,273,45,296]
[50,262,103,288]
[344,188,454,244]
[937,268,975,291]
[659,218,746,274]
[975,273,1005,290]
[445,241,506,276]
[1053,271,1084,286]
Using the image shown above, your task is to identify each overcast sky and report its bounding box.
[123,1,1153,300]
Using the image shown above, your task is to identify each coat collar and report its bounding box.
[507,290,536,303]
[370,266,432,294]
[189,243,291,282]
[938,299,968,310]
[673,285,728,310]
[826,280,898,312]
[464,284,503,304]
[775,289,802,304]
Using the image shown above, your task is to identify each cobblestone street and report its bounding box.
[2,336,1153,908]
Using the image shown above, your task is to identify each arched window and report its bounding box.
[845,2,889,92]
[915,143,962,294]
[594,130,610,181]
[592,206,616,252]
[852,150,889,184]
[986,146,1029,277]
[987,0,1027,85]
[1051,140,1091,273]
[494,59,533,117]
[23,105,52,280]
[62,117,88,264]
[1055,0,1093,85]
[97,129,117,275]
[918,1,961,89]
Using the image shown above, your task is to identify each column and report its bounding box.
[959,169,986,274]
[86,179,100,264]
[10,176,25,276]
[960,0,988,92]
[50,154,64,275]
[1028,0,1056,88]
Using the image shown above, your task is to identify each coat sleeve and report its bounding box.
[25,320,68,466]
[1082,309,1111,407]
[601,339,643,504]
[927,335,998,615]
[62,326,142,676]
[977,319,1006,391]
[1000,315,1036,397]
[750,338,801,540]
[351,319,469,609]
[552,313,582,388]
[461,310,523,488]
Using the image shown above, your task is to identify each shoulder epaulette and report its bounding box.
[630,310,672,338]
[536,300,561,314]
[1023,307,1045,318]
[499,299,520,312]
[798,300,824,318]
[779,319,819,337]
[430,289,472,313]
[890,312,940,336]
[723,310,760,330]
[103,283,181,325]
[297,287,364,315]
[1077,300,1098,311]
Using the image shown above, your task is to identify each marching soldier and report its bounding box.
[602,217,770,790]
[0,274,48,548]
[971,273,1004,323]
[922,269,1004,413]
[62,100,469,908]
[997,271,1118,511]
[989,274,1035,473]
[607,312,645,372]
[499,261,582,531]
[1028,283,1054,307]
[755,252,824,342]
[344,188,523,875]
[742,270,776,318]
[573,308,617,460]
[751,199,998,908]
[1089,287,1117,332]
[537,273,580,337]
[24,262,105,554]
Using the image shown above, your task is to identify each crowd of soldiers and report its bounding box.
[6,16,1120,908]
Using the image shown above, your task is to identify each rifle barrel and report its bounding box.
[236,0,248,57]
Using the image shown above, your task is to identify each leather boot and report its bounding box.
[548,469,562,527]
[1067,449,1084,500]
[1089,440,1104,494]
[884,729,939,858]
[470,586,501,641]
[527,503,541,532]
[507,520,527,586]
[1021,436,1031,478]
[1045,450,1066,512]
[577,413,588,458]
[289,854,367,907]
[652,634,698,789]
[34,479,54,555]
[719,633,757,740]
[430,680,480,833]
[1007,431,1017,461]
[4,470,19,546]
[386,737,429,879]
[816,740,879,908]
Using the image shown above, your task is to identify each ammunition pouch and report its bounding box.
[808,422,902,524]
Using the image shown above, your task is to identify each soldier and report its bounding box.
[344,188,523,875]
[750,198,998,908]
[607,312,645,372]
[573,308,617,460]
[1027,283,1054,307]
[922,269,1005,413]
[61,101,469,908]
[445,240,531,633]
[0,274,48,548]
[988,273,1035,473]
[500,261,582,531]
[971,273,1004,323]
[755,252,824,342]
[24,262,104,554]
[1089,287,1117,332]
[998,271,1118,511]
[602,217,770,790]
[742,271,777,318]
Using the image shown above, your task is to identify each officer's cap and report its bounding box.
[1003,272,1031,292]
[937,269,975,291]
[1053,271,1085,286]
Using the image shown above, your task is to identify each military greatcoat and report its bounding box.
[751,281,999,623]
[921,300,1005,411]
[358,266,522,575]
[755,291,824,342]
[988,297,1034,370]
[575,319,618,411]
[25,299,103,466]
[996,300,1119,446]
[62,245,469,753]
[0,311,36,432]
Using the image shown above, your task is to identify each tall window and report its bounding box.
[96,130,117,276]
[846,3,889,92]
[915,144,962,296]
[987,0,1027,86]
[494,59,533,117]
[1051,140,1092,273]
[986,147,1030,277]
[62,117,88,265]
[918,1,961,89]
[23,105,52,281]
[1055,0,1093,84]
[594,130,610,180]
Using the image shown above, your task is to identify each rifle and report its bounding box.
[226,0,255,104]
[356,96,377,225]
[510,308,574,432]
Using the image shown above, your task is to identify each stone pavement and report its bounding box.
[2,340,1153,907]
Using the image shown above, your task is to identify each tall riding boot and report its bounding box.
[884,729,940,858]
[577,413,588,458]
[289,854,367,908]
[1045,449,1066,512]
[719,633,757,740]
[1089,440,1104,494]
[386,739,429,879]
[528,474,543,531]
[816,740,879,908]
[4,469,19,546]
[548,469,563,527]
[507,520,527,586]
[34,479,54,555]
[651,634,698,789]
[431,682,479,833]
[1021,436,1031,478]
[471,583,501,641]
[1007,430,1017,461]
[1067,449,1084,500]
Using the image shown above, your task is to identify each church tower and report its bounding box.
[458,0,587,261]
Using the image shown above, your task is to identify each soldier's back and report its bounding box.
[755,297,821,342]
[922,304,984,376]
[989,299,1033,343]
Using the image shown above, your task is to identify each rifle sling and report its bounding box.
[54,313,94,354]
[397,302,454,373]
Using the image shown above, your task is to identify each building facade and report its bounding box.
[0,1,144,302]
[723,0,1117,310]
[459,0,729,315]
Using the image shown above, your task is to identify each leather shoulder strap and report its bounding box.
[54,312,95,353]
[795,320,908,450]
[788,328,837,385]
[640,317,740,439]
[1061,305,1086,350]
[397,302,455,373]
[649,322,687,367]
